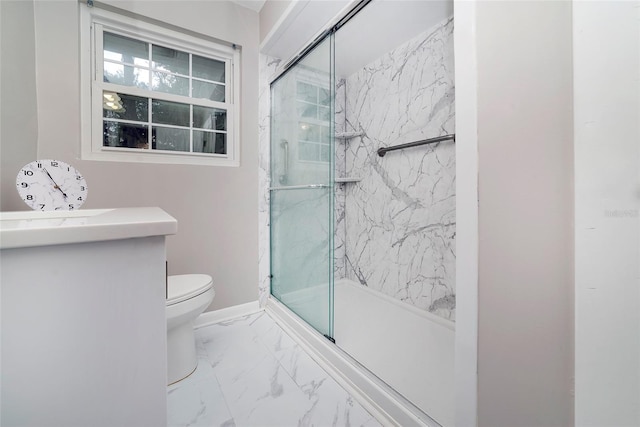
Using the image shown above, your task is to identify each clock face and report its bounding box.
[16,160,88,211]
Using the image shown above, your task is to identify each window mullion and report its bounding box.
[189,106,194,153]
[189,54,194,153]
[148,40,153,150]
[148,98,152,150]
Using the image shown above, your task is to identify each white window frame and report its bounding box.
[80,5,241,166]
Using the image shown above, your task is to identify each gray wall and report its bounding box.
[1,0,260,311]
[476,1,574,426]
[0,0,39,212]
[574,1,640,424]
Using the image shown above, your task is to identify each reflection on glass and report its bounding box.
[103,63,149,88]
[103,32,149,66]
[297,82,317,103]
[103,92,148,121]
[318,87,331,106]
[297,102,318,119]
[152,45,188,75]
[152,72,189,96]
[152,127,189,151]
[152,99,189,127]
[103,122,149,148]
[299,142,318,161]
[320,144,330,162]
[192,80,225,102]
[193,131,226,154]
[298,122,320,141]
[319,106,331,121]
[193,106,226,130]
[193,55,225,82]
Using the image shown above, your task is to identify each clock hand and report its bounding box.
[42,167,68,200]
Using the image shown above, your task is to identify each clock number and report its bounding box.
[76,176,83,181]
[23,170,33,176]
[26,195,33,201]
[68,204,75,210]
[50,161,58,167]
[39,204,45,210]
[81,186,86,191]
[20,182,28,188]
[37,163,42,168]
[77,196,83,201]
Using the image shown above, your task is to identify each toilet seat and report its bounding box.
[167,274,214,306]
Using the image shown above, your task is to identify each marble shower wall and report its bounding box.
[341,17,456,320]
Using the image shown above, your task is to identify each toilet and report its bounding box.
[166,274,215,385]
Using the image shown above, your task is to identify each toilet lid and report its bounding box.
[167,274,214,306]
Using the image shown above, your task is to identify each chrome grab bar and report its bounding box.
[377,134,455,157]
[279,139,289,184]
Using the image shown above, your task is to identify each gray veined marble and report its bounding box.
[167,311,380,427]
[339,17,456,320]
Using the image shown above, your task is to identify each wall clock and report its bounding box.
[16,159,88,211]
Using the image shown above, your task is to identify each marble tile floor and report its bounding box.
[167,310,382,427]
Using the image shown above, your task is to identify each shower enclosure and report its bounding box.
[268,1,456,425]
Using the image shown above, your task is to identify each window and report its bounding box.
[80,6,240,166]
[296,81,331,163]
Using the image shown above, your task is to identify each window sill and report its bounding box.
[81,148,239,167]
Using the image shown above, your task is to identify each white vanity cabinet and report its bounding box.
[0,207,176,427]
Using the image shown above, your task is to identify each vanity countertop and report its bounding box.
[0,207,177,249]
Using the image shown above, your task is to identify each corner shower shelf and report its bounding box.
[335,131,364,140]
[335,177,362,184]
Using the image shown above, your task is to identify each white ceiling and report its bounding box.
[262,0,453,79]
[230,0,266,13]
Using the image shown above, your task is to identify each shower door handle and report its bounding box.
[279,139,289,184]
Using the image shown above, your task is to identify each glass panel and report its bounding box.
[152,99,189,127]
[270,188,332,336]
[296,81,317,103]
[318,106,331,122]
[297,102,317,119]
[193,131,225,154]
[298,122,320,142]
[152,71,189,96]
[192,55,225,82]
[192,80,225,102]
[270,35,334,338]
[193,106,226,131]
[103,121,148,148]
[152,45,188,75]
[152,127,189,151]
[318,87,331,106]
[319,144,330,162]
[299,142,319,161]
[103,63,149,89]
[103,32,149,66]
[102,92,147,121]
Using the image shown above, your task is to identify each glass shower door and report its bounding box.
[270,36,335,338]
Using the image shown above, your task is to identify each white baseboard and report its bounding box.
[194,301,261,329]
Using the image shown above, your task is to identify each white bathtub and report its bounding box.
[269,279,454,426]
